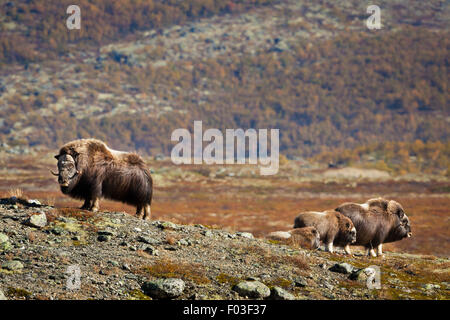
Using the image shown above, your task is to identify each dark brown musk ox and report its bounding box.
[293,211,356,254]
[266,227,321,250]
[51,139,153,220]
[335,198,412,257]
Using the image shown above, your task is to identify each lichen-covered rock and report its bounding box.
[142,278,185,299]
[329,263,354,274]
[24,212,47,228]
[2,260,24,271]
[236,232,254,239]
[0,233,11,252]
[233,281,270,298]
[270,286,295,300]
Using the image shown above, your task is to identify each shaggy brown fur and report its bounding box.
[335,198,412,257]
[266,227,320,250]
[289,227,321,250]
[53,139,153,219]
[293,210,356,254]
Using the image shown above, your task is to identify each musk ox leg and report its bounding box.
[89,197,100,212]
[325,242,334,253]
[136,205,143,219]
[377,244,384,257]
[369,248,377,257]
[143,205,151,220]
[344,244,352,255]
[364,246,376,257]
[80,198,91,210]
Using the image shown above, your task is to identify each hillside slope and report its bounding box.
[0,0,448,159]
[0,197,448,300]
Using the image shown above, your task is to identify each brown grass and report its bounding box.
[139,258,210,284]
[7,188,24,199]
[239,244,310,271]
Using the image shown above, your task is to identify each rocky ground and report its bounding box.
[0,196,448,300]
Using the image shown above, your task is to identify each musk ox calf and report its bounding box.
[52,139,153,220]
[293,211,356,254]
[266,227,321,250]
[335,198,412,257]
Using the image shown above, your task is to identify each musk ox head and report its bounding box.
[51,154,81,194]
[336,214,357,244]
[388,200,412,238]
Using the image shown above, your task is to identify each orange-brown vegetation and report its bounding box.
[139,258,211,284]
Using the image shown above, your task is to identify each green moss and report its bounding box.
[142,260,210,284]
[126,289,152,300]
[265,277,292,289]
[7,287,32,299]
[216,273,241,286]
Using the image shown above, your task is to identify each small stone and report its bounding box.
[24,212,47,228]
[108,260,119,267]
[0,233,11,252]
[294,277,308,287]
[177,239,190,246]
[270,286,295,300]
[51,227,64,235]
[323,292,336,299]
[137,235,159,245]
[201,230,213,237]
[0,233,9,243]
[329,263,355,274]
[97,229,116,237]
[2,260,24,271]
[144,246,159,256]
[122,264,131,271]
[423,283,440,291]
[0,289,7,300]
[236,232,254,239]
[233,281,271,299]
[324,282,334,290]
[97,235,110,242]
[134,227,142,232]
[153,220,179,230]
[72,236,81,241]
[27,199,41,206]
[349,267,378,285]
[142,278,185,299]
[164,246,178,251]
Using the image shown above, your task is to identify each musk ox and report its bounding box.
[266,227,321,250]
[293,211,356,254]
[335,198,412,257]
[52,139,153,219]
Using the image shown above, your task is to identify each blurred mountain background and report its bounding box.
[0,0,448,175]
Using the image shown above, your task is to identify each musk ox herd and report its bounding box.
[52,139,412,257]
[273,198,412,257]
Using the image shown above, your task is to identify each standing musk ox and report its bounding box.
[293,211,356,254]
[335,198,412,257]
[266,227,321,250]
[51,139,153,220]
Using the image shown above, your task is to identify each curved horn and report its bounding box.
[50,170,59,176]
